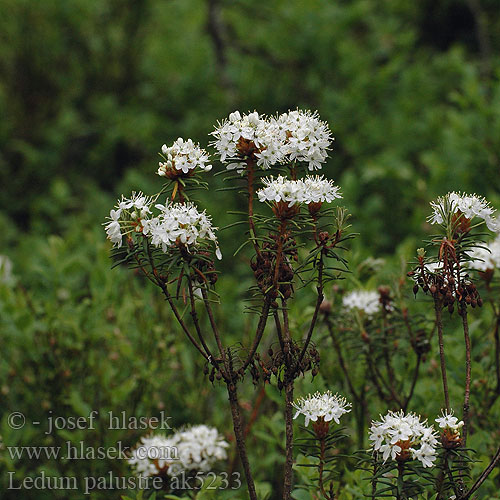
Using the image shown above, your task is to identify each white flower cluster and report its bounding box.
[171,425,229,475]
[128,434,178,477]
[104,195,221,259]
[468,236,500,272]
[270,109,333,170]
[210,109,333,171]
[128,425,229,479]
[104,192,154,248]
[210,111,283,169]
[429,192,499,232]
[257,175,342,206]
[369,411,439,468]
[293,391,351,427]
[144,202,222,259]
[158,138,212,176]
[342,290,381,317]
[435,409,464,433]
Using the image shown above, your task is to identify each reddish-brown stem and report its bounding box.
[274,310,285,350]
[366,340,403,407]
[241,295,272,372]
[435,298,451,412]
[297,255,324,368]
[326,316,360,401]
[187,278,216,363]
[200,287,226,363]
[381,307,397,397]
[139,241,210,363]
[403,354,421,412]
[227,382,258,500]
[463,444,500,499]
[461,308,472,446]
[318,436,330,499]
[273,219,286,288]
[160,284,209,362]
[283,378,294,500]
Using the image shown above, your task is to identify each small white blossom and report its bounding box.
[468,235,500,272]
[143,202,221,259]
[409,443,436,468]
[158,137,212,176]
[293,391,351,427]
[369,410,438,468]
[342,290,381,317]
[435,409,464,433]
[429,192,499,233]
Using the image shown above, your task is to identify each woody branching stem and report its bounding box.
[463,444,500,499]
[460,307,472,446]
[297,255,324,367]
[200,287,226,362]
[187,278,216,363]
[241,296,272,372]
[185,284,258,499]
[281,300,295,500]
[403,353,421,412]
[283,375,294,500]
[317,435,333,500]
[381,307,397,398]
[396,462,405,500]
[434,297,451,412]
[227,381,258,500]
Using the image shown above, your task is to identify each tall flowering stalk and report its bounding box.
[293,391,351,499]
[412,192,499,444]
[104,110,351,500]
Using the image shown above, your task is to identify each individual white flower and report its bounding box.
[143,202,221,259]
[342,290,381,317]
[104,209,123,247]
[468,235,500,272]
[128,434,179,478]
[169,424,229,476]
[369,410,438,468]
[158,138,212,176]
[429,192,499,233]
[104,192,154,248]
[435,409,464,433]
[257,175,341,207]
[293,391,351,427]
[409,443,436,468]
[271,109,334,170]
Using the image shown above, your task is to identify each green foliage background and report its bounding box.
[1,0,500,498]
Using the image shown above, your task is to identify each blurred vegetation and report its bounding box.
[2,0,500,498]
